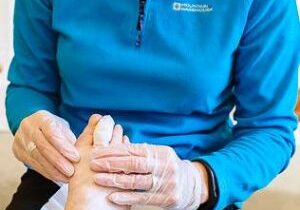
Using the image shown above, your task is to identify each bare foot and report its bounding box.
[65,115,129,210]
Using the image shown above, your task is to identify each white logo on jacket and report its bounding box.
[172,2,213,12]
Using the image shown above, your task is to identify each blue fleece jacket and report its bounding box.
[6,0,299,209]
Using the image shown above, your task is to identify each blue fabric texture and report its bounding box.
[6,0,299,209]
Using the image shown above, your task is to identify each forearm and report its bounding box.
[196,128,295,209]
[7,0,60,134]
[6,84,59,134]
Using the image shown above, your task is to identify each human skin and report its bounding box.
[13,110,80,183]
[65,115,129,210]
[65,114,208,209]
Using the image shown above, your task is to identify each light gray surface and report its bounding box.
[0,131,299,210]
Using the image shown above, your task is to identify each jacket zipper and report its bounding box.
[135,0,148,47]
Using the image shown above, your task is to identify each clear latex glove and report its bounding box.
[91,144,205,210]
[65,115,130,210]
[13,110,79,183]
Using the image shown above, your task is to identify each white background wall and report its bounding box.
[0,0,299,131]
[0,0,14,131]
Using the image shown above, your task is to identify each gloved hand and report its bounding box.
[13,110,80,183]
[90,143,208,210]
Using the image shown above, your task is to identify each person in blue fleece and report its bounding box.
[5,0,299,209]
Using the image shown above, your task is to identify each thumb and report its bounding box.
[77,114,102,146]
[93,115,115,147]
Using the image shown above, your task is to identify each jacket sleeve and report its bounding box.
[194,0,299,209]
[6,0,60,134]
